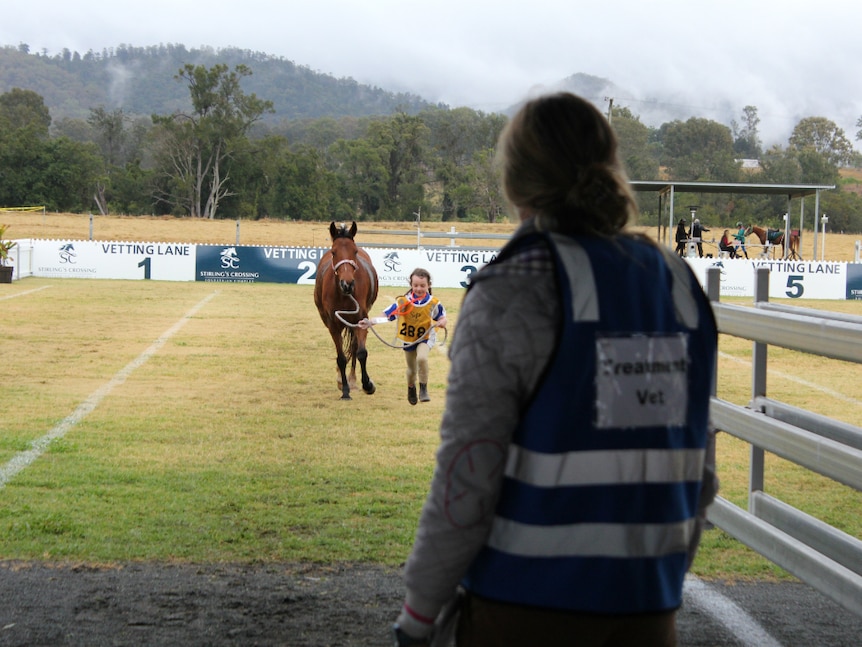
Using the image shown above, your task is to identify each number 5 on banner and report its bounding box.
[786,274,803,298]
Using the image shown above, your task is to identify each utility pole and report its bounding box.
[604,97,614,124]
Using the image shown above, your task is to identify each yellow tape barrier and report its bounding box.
[1,206,46,213]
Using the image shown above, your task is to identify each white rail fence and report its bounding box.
[704,266,862,617]
[360,225,510,248]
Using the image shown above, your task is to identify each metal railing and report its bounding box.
[704,266,862,617]
[361,225,510,249]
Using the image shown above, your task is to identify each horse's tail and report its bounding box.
[340,326,357,364]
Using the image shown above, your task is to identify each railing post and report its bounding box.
[705,267,721,399]
[749,267,770,502]
[705,266,721,531]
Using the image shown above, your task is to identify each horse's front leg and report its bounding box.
[356,330,375,395]
[336,352,351,400]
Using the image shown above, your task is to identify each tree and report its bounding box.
[731,105,762,158]
[88,107,129,166]
[820,188,862,234]
[0,88,103,212]
[151,63,273,218]
[788,117,854,169]
[658,117,740,182]
[327,137,389,219]
[422,107,506,221]
[0,87,51,136]
[464,148,506,223]
[611,106,660,181]
[0,129,102,211]
[365,112,429,219]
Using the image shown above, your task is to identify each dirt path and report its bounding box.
[0,561,403,647]
[3,560,862,646]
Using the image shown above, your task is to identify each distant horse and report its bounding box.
[746,225,801,260]
[314,221,379,400]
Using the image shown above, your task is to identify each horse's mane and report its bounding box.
[333,224,354,239]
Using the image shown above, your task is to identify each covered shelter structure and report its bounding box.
[630,181,836,260]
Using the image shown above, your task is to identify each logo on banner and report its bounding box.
[59,243,77,264]
[383,251,402,272]
[220,247,240,269]
[711,260,727,281]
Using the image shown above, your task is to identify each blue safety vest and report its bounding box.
[463,231,717,614]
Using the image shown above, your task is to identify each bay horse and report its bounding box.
[746,225,801,260]
[314,221,379,400]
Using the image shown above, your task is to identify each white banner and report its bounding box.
[366,248,498,289]
[13,239,857,300]
[30,240,195,281]
[685,257,848,300]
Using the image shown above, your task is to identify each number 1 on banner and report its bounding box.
[138,257,151,280]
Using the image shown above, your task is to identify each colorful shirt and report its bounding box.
[384,291,445,349]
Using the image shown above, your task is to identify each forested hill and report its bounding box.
[0,43,438,123]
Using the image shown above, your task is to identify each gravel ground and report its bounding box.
[0,561,403,647]
[3,560,862,647]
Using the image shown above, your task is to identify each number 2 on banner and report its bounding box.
[297,260,316,285]
[138,257,151,280]
[785,274,803,298]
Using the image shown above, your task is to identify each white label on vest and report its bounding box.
[594,334,689,429]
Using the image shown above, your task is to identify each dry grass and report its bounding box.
[1,214,860,578]
[1,279,457,562]
[2,211,860,261]
[0,212,518,249]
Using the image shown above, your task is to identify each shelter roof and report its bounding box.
[629,180,835,200]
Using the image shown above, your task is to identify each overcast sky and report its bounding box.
[3,0,861,149]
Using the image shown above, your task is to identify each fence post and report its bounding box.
[704,266,722,532]
[749,267,770,501]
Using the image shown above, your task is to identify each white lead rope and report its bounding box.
[336,294,448,350]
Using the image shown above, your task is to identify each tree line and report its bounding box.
[2,62,862,232]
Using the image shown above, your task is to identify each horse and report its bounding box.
[313,221,379,400]
[745,225,801,260]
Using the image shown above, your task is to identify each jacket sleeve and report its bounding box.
[687,426,719,569]
[398,269,559,631]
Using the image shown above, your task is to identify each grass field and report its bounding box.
[1,215,861,582]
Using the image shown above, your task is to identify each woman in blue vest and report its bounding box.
[392,92,718,647]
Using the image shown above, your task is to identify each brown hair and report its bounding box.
[409,268,432,293]
[496,92,638,237]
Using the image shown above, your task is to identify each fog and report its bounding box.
[3,0,861,149]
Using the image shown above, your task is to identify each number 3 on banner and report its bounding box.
[138,257,151,280]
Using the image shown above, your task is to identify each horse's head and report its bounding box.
[329,221,360,296]
[330,221,357,241]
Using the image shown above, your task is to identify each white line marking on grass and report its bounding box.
[0,291,219,490]
[719,351,862,407]
[0,285,52,300]
[685,576,783,647]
